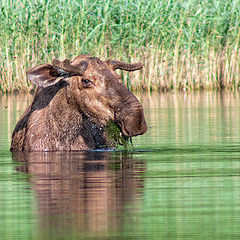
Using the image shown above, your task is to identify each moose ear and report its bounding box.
[27,64,66,87]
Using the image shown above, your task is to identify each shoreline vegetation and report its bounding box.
[1,0,240,93]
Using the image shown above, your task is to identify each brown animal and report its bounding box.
[11,55,148,151]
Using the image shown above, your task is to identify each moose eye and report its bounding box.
[82,78,93,87]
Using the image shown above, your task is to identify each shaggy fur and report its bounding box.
[11,55,147,151]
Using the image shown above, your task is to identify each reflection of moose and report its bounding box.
[11,55,147,151]
[13,151,145,237]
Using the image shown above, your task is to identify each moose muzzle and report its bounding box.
[114,97,148,137]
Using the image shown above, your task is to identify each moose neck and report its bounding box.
[43,83,111,150]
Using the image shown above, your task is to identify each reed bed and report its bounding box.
[1,0,240,92]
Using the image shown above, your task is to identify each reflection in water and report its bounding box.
[1,91,240,239]
[136,91,240,148]
[12,151,145,238]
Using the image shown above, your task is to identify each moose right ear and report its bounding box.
[27,64,65,87]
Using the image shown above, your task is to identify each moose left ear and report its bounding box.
[27,64,65,87]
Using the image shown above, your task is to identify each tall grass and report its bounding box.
[1,0,240,92]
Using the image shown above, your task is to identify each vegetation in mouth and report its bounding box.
[105,120,132,150]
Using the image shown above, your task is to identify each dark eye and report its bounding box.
[82,78,93,86]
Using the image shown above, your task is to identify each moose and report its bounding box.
[11,55,148,151]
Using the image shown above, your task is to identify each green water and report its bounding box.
[1,91,240,239]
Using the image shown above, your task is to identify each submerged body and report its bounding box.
[11,55,147,151]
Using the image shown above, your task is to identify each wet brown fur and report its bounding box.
[11,55,148,151]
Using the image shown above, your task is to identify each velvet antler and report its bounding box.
[107,60,143,72]
[52,59,88,75]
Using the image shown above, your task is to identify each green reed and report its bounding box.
[1,0,240,92]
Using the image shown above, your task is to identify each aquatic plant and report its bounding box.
[105,120,132,150]
[1,0,240,92]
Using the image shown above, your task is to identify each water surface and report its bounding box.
[1,91,240,239]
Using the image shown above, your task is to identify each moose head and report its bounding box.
[11,55,148,151]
